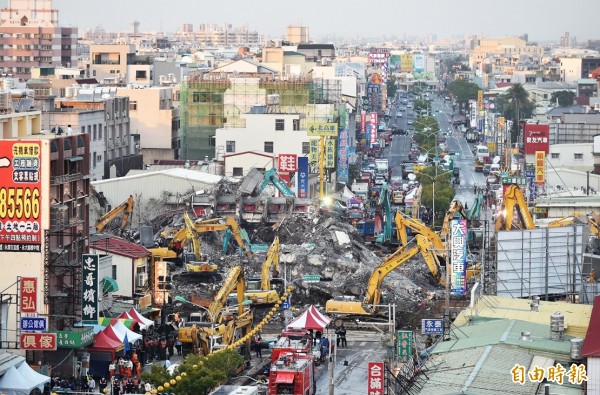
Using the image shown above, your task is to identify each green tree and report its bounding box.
[413,116,440,153]
[141,365,171,389]
[386,77,398,99]
[495,83,534,141]
[413,99,431,115]
[550,90,576,107]
[416,166,455,227]
[446,79,480,112]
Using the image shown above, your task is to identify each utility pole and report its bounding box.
[329,334,336,395]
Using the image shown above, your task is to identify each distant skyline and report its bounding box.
[51,0,600,43]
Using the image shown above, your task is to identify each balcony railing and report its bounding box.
[51,172,82,185]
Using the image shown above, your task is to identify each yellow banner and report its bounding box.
[535,151,545,185]
[307,122,339,137]
[477,90,483,112]
[309,139,319,168]
[325,139,336,168]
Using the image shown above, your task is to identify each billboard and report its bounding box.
[82,254,99,323]
[413,54,425,72]
[0,140,42,252]
[278,154,297,173]
[370,113,378,145]
[360,111,367,133]
[307,123,338,137]
[325,139,336,169]
[309,139,319,172]
[524,124,550,154]
[297,157,309,198]
[368,48,390,64]
[397,331,413,362]
[368,362,385,395]
[337,129,349,183]
[450,219,468,295]
[20,277,37,313]
[535,151,545,185]
[20,333,57,351]
[401,54,413,72]
[496,226,586,298]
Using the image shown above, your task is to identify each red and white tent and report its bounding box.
[286,305,331,331]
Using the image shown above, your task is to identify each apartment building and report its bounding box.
[0,0,77,81]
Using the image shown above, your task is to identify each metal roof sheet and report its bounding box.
[454,296,592,338]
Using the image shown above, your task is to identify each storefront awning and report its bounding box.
[67,156,83,162]
[275,372,296,384]
[101,277,119,293]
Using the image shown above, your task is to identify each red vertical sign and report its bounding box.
[20,277,37,313]
[368,362,384,395]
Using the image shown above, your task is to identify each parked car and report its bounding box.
[482,164,491,176]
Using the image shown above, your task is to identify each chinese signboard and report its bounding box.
[278,154,297,173]
[82,254,99,322]
[337,128,350,183]
[307,122,338,137]
[535,151,546,186]
[367,362,385,395]
[421,319,444,335]
[370,113,378,146]
[450,219,468,295]
[360,111,367,133]
[20,317,47,332]
[413,54,425,72]
[325,139,336,169]
[397,331,413,362]
[477,90,483,113]
[524,124,550,154]
[297,157,309,198]
[53,327,94,348]
[154,260,168,306]
[0,141,42,252]
[309,139,319,172]
[368,48,390,64]
[20,277,37,313]
[401,54,413,72]
[20,333,56,351]
[497,116,505,130]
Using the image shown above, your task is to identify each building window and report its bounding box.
[574,153,583,160]
[302,142,310,154]
[135,70,147,80]
[232,167,244,177]
[264,141,274,153]
[293,119,300,131]
[275,119,285,131]
[226,141,236,153]
[551,153,560,159]
[192,92,200,103]
[92,151,96,167]
[130,101,137,111]
[112,265,117,280]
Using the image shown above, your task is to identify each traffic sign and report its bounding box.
[281,302,290,310]
[303,275,321,283]
[20,317,47,332]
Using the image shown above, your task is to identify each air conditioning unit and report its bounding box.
[136,273,148,288]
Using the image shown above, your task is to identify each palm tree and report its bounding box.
[504,83,530,143]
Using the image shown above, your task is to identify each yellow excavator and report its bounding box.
[94,195,134,234]
[325,234,444,317]
[179,265,253,355]
[494,184,535,231]
[439,200,469,242]
[395,211,481,281]
[548,212,600,237]
[245,236,284,305]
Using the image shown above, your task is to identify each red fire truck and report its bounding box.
[267,350,316,395]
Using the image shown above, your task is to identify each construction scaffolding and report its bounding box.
[486,225,588,301]
[180,72,342,160]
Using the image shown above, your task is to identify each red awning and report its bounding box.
[582,295,600,357]
[275,372,296,384]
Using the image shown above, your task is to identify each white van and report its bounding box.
[475,145,490,159]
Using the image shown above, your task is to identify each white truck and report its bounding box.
[375,159,389,178]
[351,182,370,199]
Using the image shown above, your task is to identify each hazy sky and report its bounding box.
[53,0,600,43]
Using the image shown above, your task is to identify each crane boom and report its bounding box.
[261,236,280,291]
[495,185,535,231]
[208,265,246,322]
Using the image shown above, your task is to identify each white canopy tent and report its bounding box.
[111,321,143,343]
[0,363,50,395]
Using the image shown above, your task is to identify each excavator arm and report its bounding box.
[95,195,134,233]
[183,213,201,260]
[208,265,246,322]
[364,243,421,306]
[395,211,445,252]
[260,236,280,291]
[495,185,535,231]
[439,200,469,241]
[411,185,423,220]
[192,217,253,258]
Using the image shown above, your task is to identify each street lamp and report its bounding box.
[174,296,252,353]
